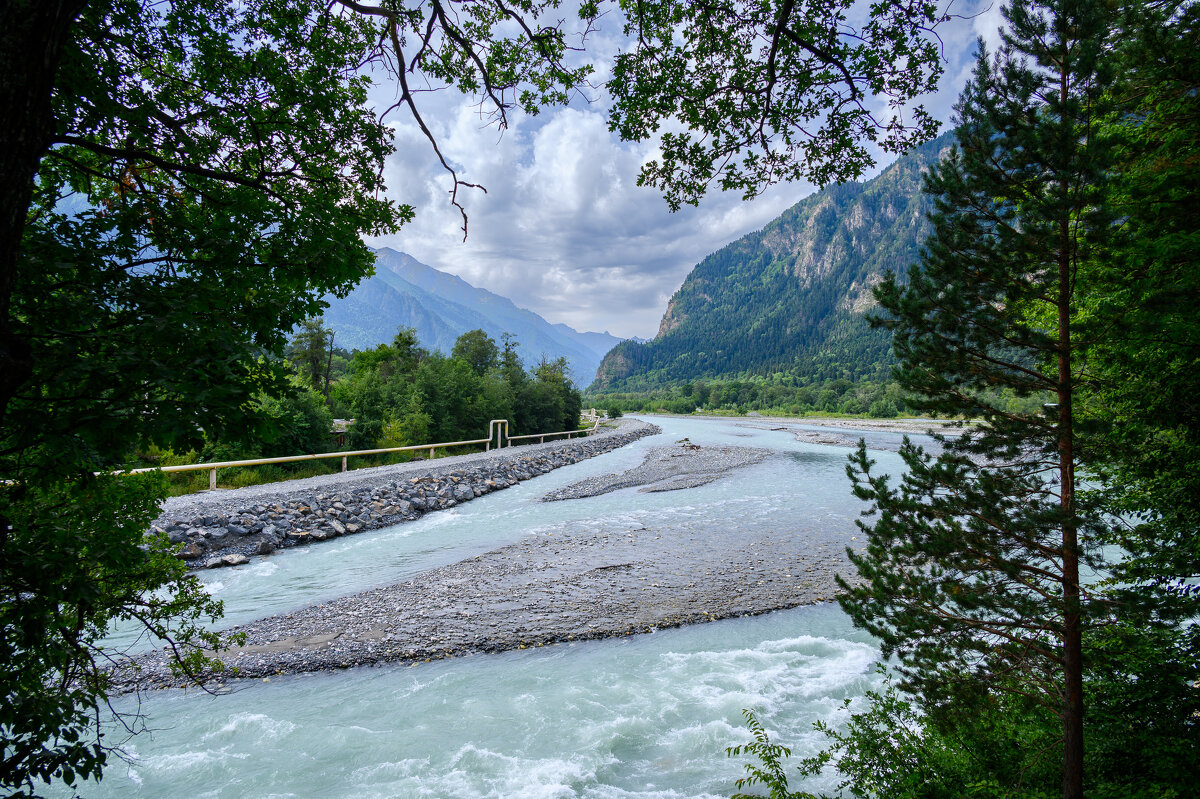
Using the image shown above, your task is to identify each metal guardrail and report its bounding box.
[113,417,600,490]
[506,421,599,446]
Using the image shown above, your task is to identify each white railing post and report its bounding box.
[208,468,217,490]
[486,419,509,451]
[341,456,348,472]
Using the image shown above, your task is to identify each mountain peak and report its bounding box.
[321,249,622,383]
[591,132,955,390]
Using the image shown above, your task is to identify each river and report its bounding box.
[69,415,916,798]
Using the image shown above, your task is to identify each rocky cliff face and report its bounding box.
[591,132,955,390]
[655,295,685,337]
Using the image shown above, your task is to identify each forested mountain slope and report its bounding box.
[322,248,622,383]
[591,132,954,391]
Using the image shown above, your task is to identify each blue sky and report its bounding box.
[365,1,1005,340]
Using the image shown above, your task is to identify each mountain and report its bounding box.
[591,132,955,391]
[321,248,622,384]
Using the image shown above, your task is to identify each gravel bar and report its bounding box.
[541,439,769,500]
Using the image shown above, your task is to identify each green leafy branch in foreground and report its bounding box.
[0,472,242,795]
[727,708,813,799]
[727,682,1012,799]
[729,647,1197,799]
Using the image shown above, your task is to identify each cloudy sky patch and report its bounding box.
[366,1,998,339]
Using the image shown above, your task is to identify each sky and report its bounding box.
[364,1,1005,341]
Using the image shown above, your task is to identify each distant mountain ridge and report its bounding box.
[320,248,622,383]
[591,132,955,390]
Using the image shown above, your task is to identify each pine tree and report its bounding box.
[287,317,336,398]
[839,1,1112,796]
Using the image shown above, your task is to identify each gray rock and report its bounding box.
[222,553,249,566]
[176,542,206,560]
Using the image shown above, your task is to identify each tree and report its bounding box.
[0,473,232,796]
[525,356,583,432]
[499,332,527,389]
[1081,0,1200,627]
[839,1,1113,796]
[254,380,336,458]
[609,0,946,209]
[451,329,500,376]
[287,318,338,399]
[2,2,414,792]
[333,328,428,449]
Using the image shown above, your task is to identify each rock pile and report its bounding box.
[150,423,657,569]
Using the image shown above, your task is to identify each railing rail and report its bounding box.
[506,419,599,446]
[110,417,600,490]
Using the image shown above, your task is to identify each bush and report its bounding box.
[868,399,899,418]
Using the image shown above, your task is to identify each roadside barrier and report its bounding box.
[113,418,600,490]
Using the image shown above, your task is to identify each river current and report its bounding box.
[72,416,915,798]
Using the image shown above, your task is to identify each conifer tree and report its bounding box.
[840,1,1112,796]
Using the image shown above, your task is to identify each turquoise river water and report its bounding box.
[65,416,917,798]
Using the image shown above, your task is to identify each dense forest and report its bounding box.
[587,374,906,417]
[139,322,583,491]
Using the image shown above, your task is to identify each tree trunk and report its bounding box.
[324,331,335,399]
[1058,179,1084,799]
[0,0,84,426]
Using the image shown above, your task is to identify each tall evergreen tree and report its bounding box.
[287,318,337,398]
[840,1,1112,796]
[1083,0,1200,624]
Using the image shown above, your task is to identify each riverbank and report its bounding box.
[152,419,658,570]
[636,412,963,452]
[643,411,965,435]
[115,437,852,691]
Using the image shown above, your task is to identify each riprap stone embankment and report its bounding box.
[151,419,658,569]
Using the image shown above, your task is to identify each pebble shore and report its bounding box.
[114,437,855,691]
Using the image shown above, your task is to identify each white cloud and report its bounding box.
[364,1,1000,340]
